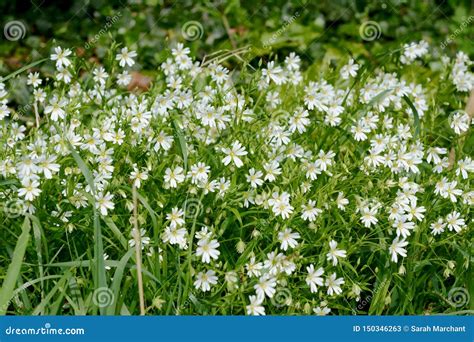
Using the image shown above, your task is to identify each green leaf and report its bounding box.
[135,191,159,232]
[403,95,420,138]
[367,88,393,109]
[0,179,19,187]
[229,207,243,228]
[106,249,135,315]
[67,141,96,195]
[32,275,68,315]
[30,215,45,298]
[368,276,391,315]
[0,216,31,315]
[173,120,188,171]
[103,217,128,249]
[0,58,48,83]
[67,141,107,314]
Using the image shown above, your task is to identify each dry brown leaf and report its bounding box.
[127,71,152,92]
[448,147,456,170]
[76,47,85,57]
[464,88,474,118]
[5,57,22,69]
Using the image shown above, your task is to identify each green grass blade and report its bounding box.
[403,95,421,138]
[0,179,19,187]
[103,217,128,249]
[367,88,393,109]
[173,119,188,171]
[30,215,45,299]
[67,142,107,314]
[32,275,68,315]
[67,142,96,194]
[368,276,391,315]
[93,211,107,314]
[135,191,159,232]
[0,58,48,82]
[0,216,31,315]
[106,249,134,315]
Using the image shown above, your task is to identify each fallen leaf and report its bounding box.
[127,71,152,92]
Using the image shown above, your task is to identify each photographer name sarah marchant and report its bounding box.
[410,325,466,333]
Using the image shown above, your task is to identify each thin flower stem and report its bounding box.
[132,184,146,315]
[33,102,40,128]
[221,14,237,50]
[201,46,251,67]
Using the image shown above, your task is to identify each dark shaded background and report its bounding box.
[1,0,473,69]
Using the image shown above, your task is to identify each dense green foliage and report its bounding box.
[0,0,472,316]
